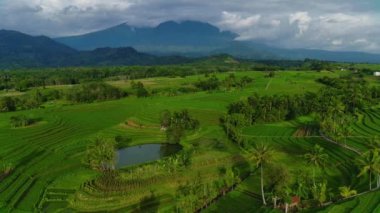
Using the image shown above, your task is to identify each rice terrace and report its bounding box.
[2,0,380,213]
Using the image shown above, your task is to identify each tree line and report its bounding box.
[193,73,253,92]
[0,82,126,112]
[1,58,371,92]
[222,76,380,146]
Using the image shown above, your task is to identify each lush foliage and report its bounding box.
[160,109,200,143]
[84,138,117,172]
[9,115,39,128]
[66,82,126,103]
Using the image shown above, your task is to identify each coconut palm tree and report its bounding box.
[250,143,273,205]
[357,149,380,191]
[304,144,329,186]
[369,138,380,188]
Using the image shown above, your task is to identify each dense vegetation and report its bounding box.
[218,74,380,211]
[9,115,39,128]
[66,82,126,103]
[160,110,200,143]
[1,57,371,92]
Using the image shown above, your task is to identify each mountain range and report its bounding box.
[1,20,380,69]
[56,21,237,54]
[0,30,190,69]
[55,20,380,63]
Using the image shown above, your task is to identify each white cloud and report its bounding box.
[0,0,136,35]
[332,39,343,46]
[289,12,311,37]
[220,11,261,30]
[319,13,370,25]
[270,19,281,27]
[1,0,380,52]
[353,38,368,44]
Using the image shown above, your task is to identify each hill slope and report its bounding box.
[0,30,78,68]
[55,21,238,53]
[0,30,190,68]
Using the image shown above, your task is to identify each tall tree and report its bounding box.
[357,149,380,191]
[304,144,329,186]
[369,138,380,188]
[250,143,273,205]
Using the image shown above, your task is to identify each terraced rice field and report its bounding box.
[320,189,380,213]
[347,109,380,152]
[0,71,379,212]
[208,108,380,212]
[0,83,257,211]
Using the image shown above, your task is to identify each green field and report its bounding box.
[0,70,379,212]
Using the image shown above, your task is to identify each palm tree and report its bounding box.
[250,143,273,205]
[357,149,380,191]
[304,144,329,186]
[369,138,380,188]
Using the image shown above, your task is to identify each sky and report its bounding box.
[1,0,380,53]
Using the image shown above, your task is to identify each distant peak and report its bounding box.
[180,20,213,25]
[156,20,214,28]
[156,21,179,29]
[154,20,221,34]
[113,22,132,28]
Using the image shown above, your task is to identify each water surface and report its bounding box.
[117,143,181,168]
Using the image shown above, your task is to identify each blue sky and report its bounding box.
[0,0,379,53]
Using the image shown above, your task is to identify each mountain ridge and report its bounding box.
[54,20,380,63]
[2,21,380,69]
[55,20,238,52]
[0,30,191,69]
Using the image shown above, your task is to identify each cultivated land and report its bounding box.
[1,70,380,212]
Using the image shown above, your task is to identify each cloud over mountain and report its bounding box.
[1,0,380,52]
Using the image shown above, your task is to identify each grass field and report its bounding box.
[0,70,379,212]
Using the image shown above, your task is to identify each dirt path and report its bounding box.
[265,79,272,90]
[319,131,362,155]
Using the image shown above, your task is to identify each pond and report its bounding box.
[116,143,182,168]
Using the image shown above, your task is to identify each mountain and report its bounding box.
[0,30,78,68]
[73,47,191,66]
[212,41,380,63]
[56,20,380,63]
[0,30,190,69]
[55,21,238,53]
[2,22,380,68]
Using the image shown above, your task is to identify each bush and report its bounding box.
[84,138,116,172]
[0,96,16,112]
[160,109,199,143]
[10,115,39,128]
[114,135,132,148]
[66,82,126,103]
[193,76,220,91]
[131,81,149,97]
[0,162,14,176]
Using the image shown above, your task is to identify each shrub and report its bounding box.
[0,96,16,112]
[193,76,220,91]
[84,137,116,172]
[131,81,149,97]
[160,109,199,143]
[0,162,14,176]
[66,82,126,103]
[10,115,39,128]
